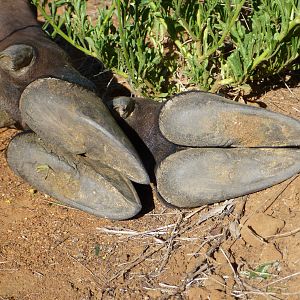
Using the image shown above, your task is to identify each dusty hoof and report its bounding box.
[159,91,300,147]
[20,78,149,184]
[7,132,142,220]
[156,148,300,207]
[96,93,300,208]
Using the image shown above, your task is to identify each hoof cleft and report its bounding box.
[20,78,149,184]
[7,132,142,220]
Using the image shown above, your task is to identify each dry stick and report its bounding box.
[262,175,299,213]
[247,226,268,245]
[157,213,184,273]
[108,245,165,282]
[219,247,246,295]
[232,287,282,300]
[278,74,300,102]
[262,271,300,289]
[265,227,300,240]
[108,201,234,282]
[184,232,227,288]
[241,176,298,226]
[234,290,300,298]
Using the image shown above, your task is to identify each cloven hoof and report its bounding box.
[7,132,142,220]
[113,91,300,208]
[19,78,149,185]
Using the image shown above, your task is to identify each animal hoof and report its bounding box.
[7,132,142,220]
[156,148,300,207]
[19,78,149,184]
[116,93,300,208]
[159,91,300,147]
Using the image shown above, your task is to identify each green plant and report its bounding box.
[32,0,300,98]
[241,262,276,280]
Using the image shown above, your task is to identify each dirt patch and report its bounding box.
[0,83,300,299]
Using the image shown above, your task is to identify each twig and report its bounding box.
[157,213,184,272]
[247,226,268,244]
[241,176,298,226]
[109,245,165,282]
[219,247,246,295]
[159,282,179,290]
[265,227,300,240]
[183,206,207,221]
[262,271,300,289]
[108,200,234,282]
[262,175,299,213]
[197,199,235,225]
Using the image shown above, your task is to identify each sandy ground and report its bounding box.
[0,82,300,300]
[1,1,300,298]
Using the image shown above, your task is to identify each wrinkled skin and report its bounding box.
[0,0,96,128]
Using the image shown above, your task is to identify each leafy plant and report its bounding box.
[32,0,300,98]
[241,262,276,280]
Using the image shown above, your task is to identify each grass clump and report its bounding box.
[32,0,300,98]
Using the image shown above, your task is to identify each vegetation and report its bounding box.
[32,0,300,98]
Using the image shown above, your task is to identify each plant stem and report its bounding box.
[251,16,300,70]
[36,2,128,79]
[115,0,136,86]
[198,0,246,63]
